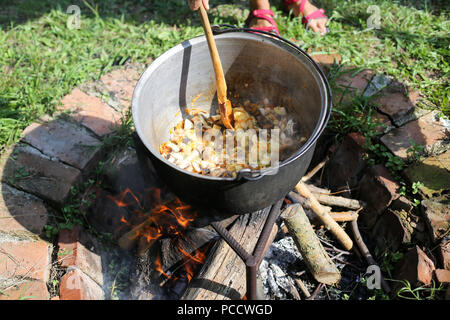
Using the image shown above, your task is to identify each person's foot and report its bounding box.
[245,8,279,35]
[247,14,273,30]
[287,0,327,36]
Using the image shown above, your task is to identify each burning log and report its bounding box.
[281,204,341,285]
[118,219,153,251]
[160,228,217,273]
[295,182,353,251]
[310,193,363,210]
[137,237,158,257]
[181,208,271,300]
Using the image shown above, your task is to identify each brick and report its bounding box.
[394,245,435,287]
[100,67,141,110]
[390,196,428,240]
[324,133,367,191]
[60,88,121,137]
[363,74,392,97]
[434,269,450,284]
[57,226,103,286]
[0,183,48,236]
[372,111,394,134]
[373,81,420,126]
[311,53,341,74]
[404,150,450,198]
[78,62,145,112]
[391,196,415,213]
[421,196,450,243]
[0,241,52,282]
[22,117,103,172]
[333,69,374,104]
[381,111,449,160]
[357,164,400,228]
[0,144,81,205]
[439,240,450,271]
[59,268,104,300]
[372,208,412,253]
[0,279,49,300]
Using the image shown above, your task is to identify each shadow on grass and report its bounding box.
[0,0,249,29]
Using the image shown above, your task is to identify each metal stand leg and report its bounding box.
[212,199,283,300]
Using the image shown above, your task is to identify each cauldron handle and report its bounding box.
[236,167,280,181]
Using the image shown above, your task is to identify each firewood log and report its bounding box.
[305,184,330,195]
[118,219,152,251]
[310,193,363,210]
[287,191,332,213]
[295,182,353,251]
[137,237,157,256]
[281,204,341,285]
[328,211,359,222]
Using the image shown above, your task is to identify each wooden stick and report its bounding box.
[287,191,332,213]
[301,156,329,182]
[287,192,357,223]
[306,184,330,194]
[307,283,324,300]
[292,277,311,298]
[118,219,152,250]
[295,182,353,251]
[282,204,341,285]
[311,193,363,210]
[350,219,391,293]
[328,211,359,222]
[288,283,302,300]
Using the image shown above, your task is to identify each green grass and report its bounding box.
[0,0,449,152]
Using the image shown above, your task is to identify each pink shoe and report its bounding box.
[245,9,280,35]
[284,0,328,31]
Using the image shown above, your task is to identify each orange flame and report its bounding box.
[111,187,209,285]
[108,188,144,210]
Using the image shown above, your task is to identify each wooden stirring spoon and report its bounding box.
[198,3,234,130]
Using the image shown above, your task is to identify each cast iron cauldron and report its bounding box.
[132,28,332,214]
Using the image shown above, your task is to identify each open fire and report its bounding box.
[108,187,212,289]
[98,134,383,301]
